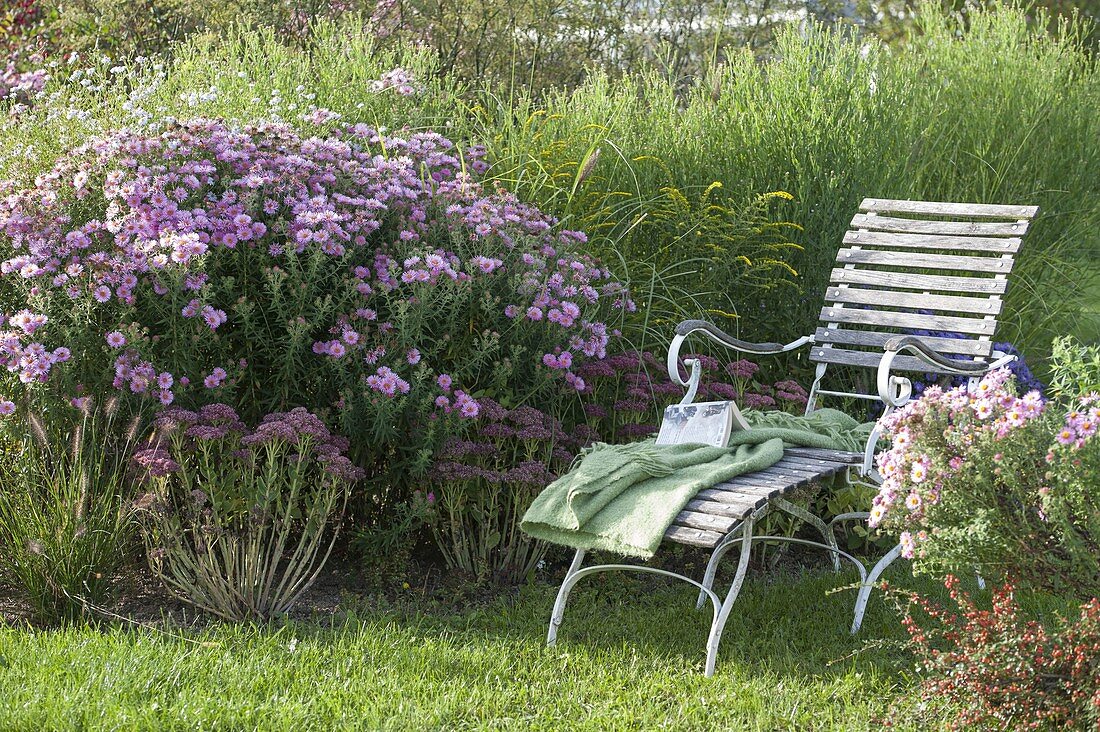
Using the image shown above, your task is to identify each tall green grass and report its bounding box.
[460,6,1100,360]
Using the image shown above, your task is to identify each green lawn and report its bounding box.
[0,564,948,731]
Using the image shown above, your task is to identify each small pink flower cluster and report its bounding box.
[113,350,176,405]
[365,366,410,397]
[369,67,419,96]
[871,368,1046,558]
[0,310,70,383]
[431,373,479,419]
[1053,393,1100,449]
[0,55,47,115]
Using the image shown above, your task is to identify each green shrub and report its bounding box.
[0,400,140,623]
[1048,335,1100,399]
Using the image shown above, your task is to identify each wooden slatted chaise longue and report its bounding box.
[544,197,1039,676]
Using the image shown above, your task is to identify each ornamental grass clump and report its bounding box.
[871,365,1100,598]
[132,404,363,621]
[0,397,141,623]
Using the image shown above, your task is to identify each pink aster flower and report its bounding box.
[0,400,14,416]
[406,348,421,365]
[93,285,112,303]
[899,531,916,559]
[972,400,994,420]
[105,330,127,348]
[201,306,227,330]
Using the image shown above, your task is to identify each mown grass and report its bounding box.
[0,564,962,731]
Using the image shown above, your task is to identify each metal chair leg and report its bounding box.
[695,523,745,610]
[772,497,840,572]
[851,543,902,633]
[547,549,586,646]
[704,517,754,677]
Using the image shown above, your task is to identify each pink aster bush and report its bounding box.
[132,404,363,620]
[0,118,629,494]
[871,366,1100,598]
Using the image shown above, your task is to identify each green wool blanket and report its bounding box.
[521,408,872,559]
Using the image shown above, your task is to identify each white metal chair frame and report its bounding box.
[545,198,1037,676]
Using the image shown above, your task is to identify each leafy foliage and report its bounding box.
[890,577,1100,731]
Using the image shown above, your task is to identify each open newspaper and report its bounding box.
[654,400,750,447]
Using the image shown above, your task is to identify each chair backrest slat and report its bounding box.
[859,198,1039,219]
[836,248,1013,273]
[810,197,1038,377]
[850,214,1029,237]
[842,231,1022,253]
[818,306,997,336]
[811,346,966,374]
[813,327,991,356]
[823,286,1004,316]
[829,267,1008,294]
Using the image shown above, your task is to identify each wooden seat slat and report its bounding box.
[849,214,1028,237]
[693,491,772,511]
[672,510,741,534]
[663,525,725,547]
[773,457,848,474]
[783,447,864,464]
[684,498,757,520]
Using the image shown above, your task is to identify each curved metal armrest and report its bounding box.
[673,320,806,355]
[877,336,1018,407]
[668,320,812,402]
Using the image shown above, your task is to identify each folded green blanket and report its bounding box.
[734,407,873,453]
[520,407,872,559]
